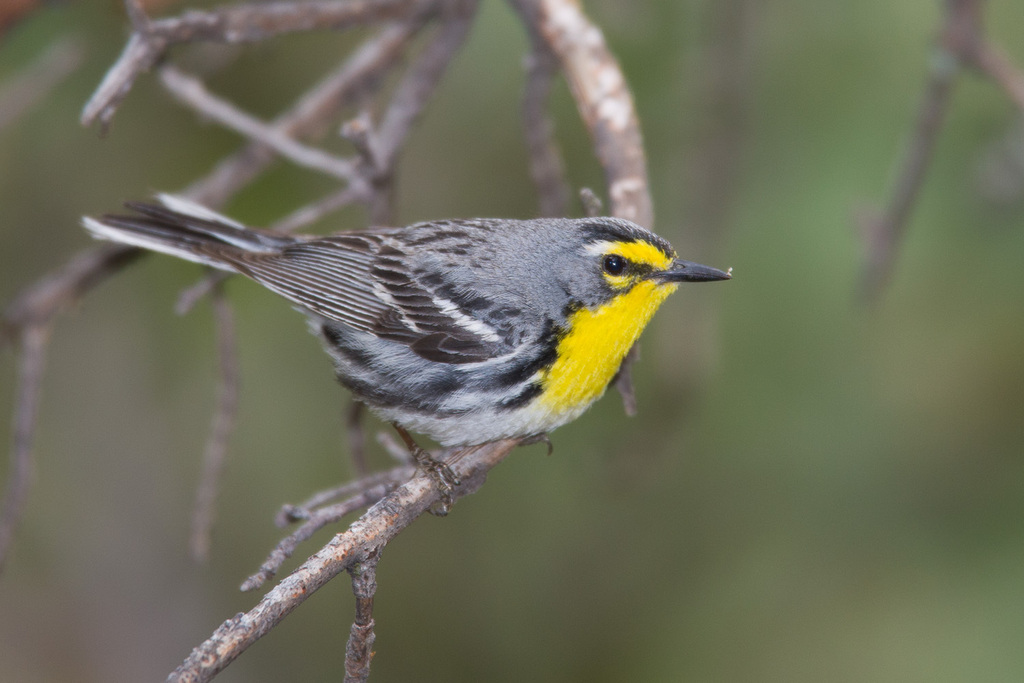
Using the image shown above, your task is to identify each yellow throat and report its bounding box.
[537,239,678,416]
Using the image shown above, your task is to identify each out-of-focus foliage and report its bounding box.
[1,1,1023,681]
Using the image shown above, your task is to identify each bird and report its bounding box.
[83,195,730,503]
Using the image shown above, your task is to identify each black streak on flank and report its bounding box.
[490,318,561,392]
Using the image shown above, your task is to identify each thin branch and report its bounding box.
[174,21,430,312]
[269,185,367,234]
[858,0,981,297]
[81,0,439,128]
[0,38,83,132]
[857,52,957,297]
[376,430,413,462]
[578,186,603,217]
[245,467,415,591]
[275,465,416,526]
[522,43,571,217]
[508,0,653,227]
[858,0,1024,297]
[189,286,240,562]
[184,19,425,208]
[159,66,359,181]
[375,0,477,168]
[344,550,380,683]
[168,439,520,682]
[367,0,480,225]
[2,245,141,344]
[0,246,141,569]
[0,326,49,571]
[685,0,752,244]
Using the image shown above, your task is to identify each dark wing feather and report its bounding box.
[227,232,508,364]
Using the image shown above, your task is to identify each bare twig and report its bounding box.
[159,66,359,181]
[859,0,1024,296]
[579,186,603,217]
[344,550,380,683]
[1,245,141,569]
[2,245,141,345]
[176,272,229,316]
[275,465,416,526]
[367,0,479,225]
[522,43,571,217]
[857,52,957,297]
[81,0,439,128]
[189,286,240,562]
[508,0,652,227]
[174,21,432,313]
[685,0,752,244]
[0,38,83,132]
[858,0,977,297]
[376,430,412,462]
[245,467,414,591]
[268,185,367,234]
[184,19,425,208]
[0,326,49,571]
[169,439,520,682]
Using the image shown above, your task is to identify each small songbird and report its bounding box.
[84,195,730,458]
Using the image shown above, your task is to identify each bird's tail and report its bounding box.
[82,194,290,272]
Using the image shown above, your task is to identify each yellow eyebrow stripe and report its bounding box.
[604,240,674,269]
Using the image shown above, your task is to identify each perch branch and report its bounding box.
[168,439,520,682]
[0,38,83,131]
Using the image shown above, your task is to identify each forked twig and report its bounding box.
[859,0,1024,297]
[243,466,415,592]
[169,439,520,683]
[81,0,439,128]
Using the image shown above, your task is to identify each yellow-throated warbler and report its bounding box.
[84,195,730,449]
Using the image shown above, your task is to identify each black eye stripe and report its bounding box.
[603,254,627,275]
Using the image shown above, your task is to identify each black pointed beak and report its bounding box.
[655,259,732,283]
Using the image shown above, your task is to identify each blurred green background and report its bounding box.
[2,1,1024,681]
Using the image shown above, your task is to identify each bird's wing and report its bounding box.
[232,232,510,364]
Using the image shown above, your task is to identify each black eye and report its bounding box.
[603,254,627,275]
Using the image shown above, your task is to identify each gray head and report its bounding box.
[395,215,730,332]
